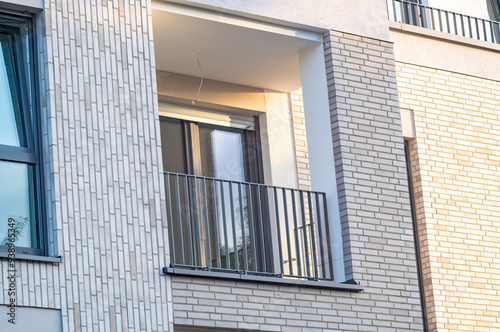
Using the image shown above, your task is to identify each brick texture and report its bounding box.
[397,62,500,332]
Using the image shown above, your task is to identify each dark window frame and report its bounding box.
[0,13,45,256]
[160,115,263,184]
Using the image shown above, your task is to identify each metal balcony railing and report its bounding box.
[163,172,335,281]
[388,0,500,44]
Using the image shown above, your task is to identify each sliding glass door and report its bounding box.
[161,116,271,272]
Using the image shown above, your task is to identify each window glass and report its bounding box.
[0,21,42,254]
[0,161,36,248]
[160,118,186,173]
[198,125,246,182]
[0,34,26,147]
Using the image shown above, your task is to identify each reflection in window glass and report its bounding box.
[0,161,36,248]
[160,118,186,173]
[0,34,26,147]
[199,126,246,182]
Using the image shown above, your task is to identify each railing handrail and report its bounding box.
[162,171,327,195]
[388,0,500,44]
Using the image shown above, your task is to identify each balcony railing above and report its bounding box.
[162,171,336,283]
[388,0,500,44]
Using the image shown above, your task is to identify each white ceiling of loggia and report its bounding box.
[152,8,320,92]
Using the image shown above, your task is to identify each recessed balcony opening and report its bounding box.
[152,2,349,287]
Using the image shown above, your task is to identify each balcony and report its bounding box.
[388,0,500,44]
[162,172,357,289]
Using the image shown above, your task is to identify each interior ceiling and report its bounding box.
[152,9,319,92]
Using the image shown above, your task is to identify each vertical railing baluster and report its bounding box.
[273,187,284,276]
[399,0,405,24]
[445,10,450,33]
[438,9,443,32]
[299,190,310,278]
[247,184,257,272]
[483,19,487,42]
[174,174,184,265]
[494,21,498,43]
[468,16,473,38]
[412,2,418,27]
[290,189,302,277]
[422,5,428,29]
[238,183,248,272]
[475,17,480,40]
[315,192,326,278]
[322,193,334,280]
[183,175,194,265]
[461,14,465,37]
[165,174,176,264]
[391,0,397,22]
[489,21,495,43]
[202,178,211,268]
[453,12,457,35]
[430,7,435,30]
[282,188,293,276]
[256,185,267,272]
[496,22,500,44]
[212,179,221,269]
[220,181,229,269]
[193,177,203,266]
[229,181,239,271]
[308,191,319,280]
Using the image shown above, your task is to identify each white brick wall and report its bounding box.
[397,62,500,332]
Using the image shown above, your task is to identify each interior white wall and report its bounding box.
[260,91,298,189]
[299,44,346,283]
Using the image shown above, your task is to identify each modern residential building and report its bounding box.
[0,0,498,331]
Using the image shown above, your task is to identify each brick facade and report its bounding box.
[397,62,500,332]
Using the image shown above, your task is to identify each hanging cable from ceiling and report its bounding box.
[193,52,204,105]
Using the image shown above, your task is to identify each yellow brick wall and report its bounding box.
[396,62,500,332]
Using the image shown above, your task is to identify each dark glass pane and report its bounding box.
[160,118,186,173]
[198,125,246,182]
[0,161,37,248]
[0,34,26,147]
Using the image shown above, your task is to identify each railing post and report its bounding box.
[165,174,176,264]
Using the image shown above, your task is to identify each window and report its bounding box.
[0,15,44,255]
[160,114,266,270]
[160,117,262,183]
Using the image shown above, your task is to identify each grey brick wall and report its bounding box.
[1,1,172,331]
[170,31,423,332]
